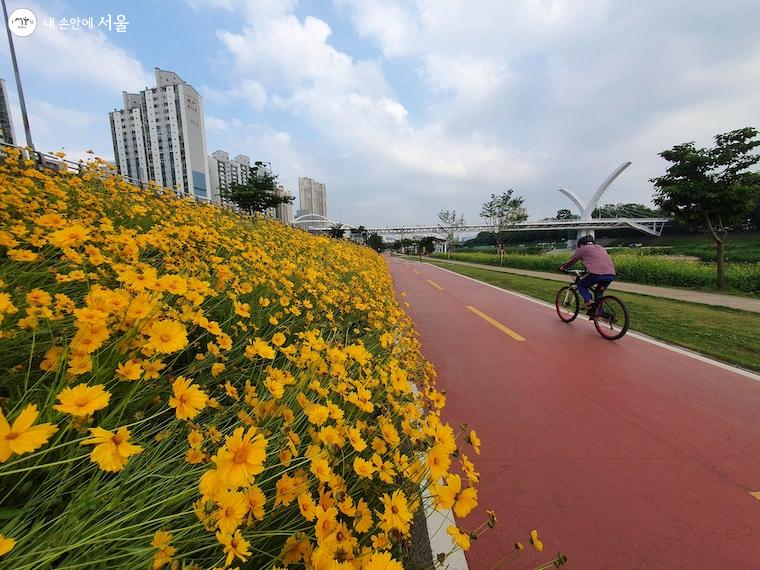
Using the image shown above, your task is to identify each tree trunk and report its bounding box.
[703,213,726,290]
[716,238,725,290]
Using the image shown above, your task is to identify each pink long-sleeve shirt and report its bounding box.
[561,244,616,275]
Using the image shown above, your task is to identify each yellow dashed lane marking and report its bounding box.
[466,305,526,342]
[427,279,443,290]
[750,492,760,501]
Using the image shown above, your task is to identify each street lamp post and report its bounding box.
[1,0,34,153]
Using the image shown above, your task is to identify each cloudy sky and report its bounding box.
[2,0,759,226]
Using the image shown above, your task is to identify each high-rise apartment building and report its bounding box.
[0,79,17,145]
[109,68,210,199]
[297,177,327,218]
[208,150,251,204]
[273,185,294,223]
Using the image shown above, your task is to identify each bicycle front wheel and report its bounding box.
[555,286,579,323]
[594,295,629,340]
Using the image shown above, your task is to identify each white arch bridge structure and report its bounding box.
[292,162,669,240]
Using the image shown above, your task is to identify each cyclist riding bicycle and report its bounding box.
[559,235,616,310]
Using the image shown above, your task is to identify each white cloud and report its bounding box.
[8,3,151,92]
[188,0,760,225]
[203,80,268,110]
[334,0,420,57]
[24,98,111,161]
[210,4,534,195]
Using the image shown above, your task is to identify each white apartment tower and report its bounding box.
[208,151,251,204]
[274,185,294,223]
[109,68,211,199]
[0,79,17,145]
[297,177,327,218]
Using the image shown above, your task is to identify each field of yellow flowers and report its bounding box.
[0,149,487,569]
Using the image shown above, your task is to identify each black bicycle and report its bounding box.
[555,269,630,340]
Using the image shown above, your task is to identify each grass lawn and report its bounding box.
[419,258,760,372]
[637,232,760,263]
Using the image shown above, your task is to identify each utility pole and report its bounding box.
[2,0,35,152]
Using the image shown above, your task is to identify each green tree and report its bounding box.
[480,190,528,264]
[221,169,293,214]
[592,203,661,218]
[366,232,385,252]
[555,208,578,220]
[437,210,466,258]
[651,127,760,289]
[350,225,369,243]
[328,224,346,239]
[417,235,438,256]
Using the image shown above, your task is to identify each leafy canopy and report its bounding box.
[221,169,293,214]
[651,127,760,234]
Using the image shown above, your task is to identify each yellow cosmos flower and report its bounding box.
[151,530,172,548]
[354,498,373,533]
[314,505,338,542]
[188,429,203,448]
[48,224,90,248]
[245,338,275,360]
[35,213,66,228]
[26,288,52,307]
[214,490,248,535]
[81,426,143,472]
[297,492,316,522]
[158,274,188,296]
[216,530,251,567]
[447,525,471,551]
[215,427,267,488]
[246,485,266,520]
[426,443,451,481]
[271,332,286,346]
[145,319,188,354]
[0,292,18,317]
[530,529,544,552]
[353,457,375,479]
[53,384,111,417]
[0,534,16,557]
[184,448,206,464]
[40,346,64,372]
[0,404,58,462]
[264,377,284,399]
[116,359,143,381]
[310,457,332,483]
[467,429,481,455]
[347,427,366,452]
[379,490,412,534]
[67,353,93,376]
[169,377,207,420]
[364,552,404,570]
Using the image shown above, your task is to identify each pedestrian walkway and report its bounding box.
[418,256,760,313]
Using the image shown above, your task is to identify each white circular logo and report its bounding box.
[8,8,37,37]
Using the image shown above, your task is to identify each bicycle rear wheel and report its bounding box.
[593,295,629,340]
[555,286,579,323]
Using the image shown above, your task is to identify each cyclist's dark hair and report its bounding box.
[577,235,595,246]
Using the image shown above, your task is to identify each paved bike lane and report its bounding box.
[387,256,760,569]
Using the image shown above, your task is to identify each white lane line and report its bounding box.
[427,262,760,383]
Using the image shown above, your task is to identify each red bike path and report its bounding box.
[386,256,760,569]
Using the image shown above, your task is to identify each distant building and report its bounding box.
[273,185,294,223]
[298,176,327,218]
[0,79,17,145]
[109,68,210,200]
[208,150,251,204]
